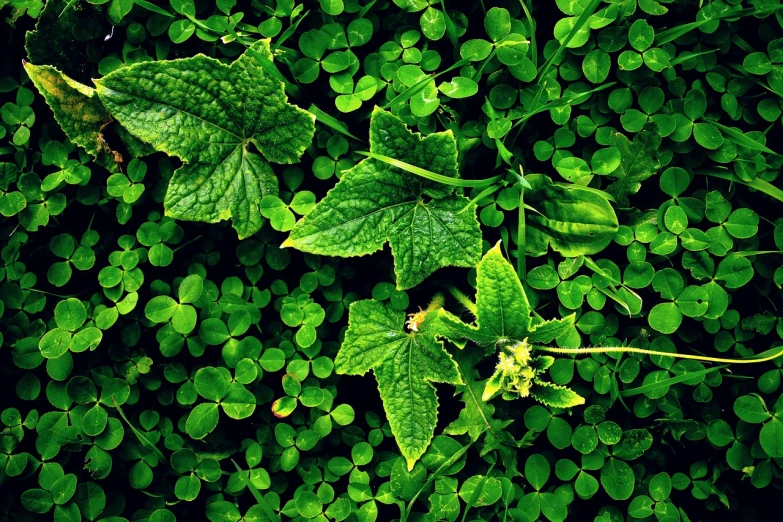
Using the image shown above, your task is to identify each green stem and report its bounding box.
[449,287,477,317]
[27,288,81,299]
[172,234,203,253]
[517,181,526,281]
[535,345,783,365]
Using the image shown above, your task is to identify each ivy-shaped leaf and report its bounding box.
[336,299,462,469]
[95,40,315,238]
[439,241,575,347]
[283,108,482,289]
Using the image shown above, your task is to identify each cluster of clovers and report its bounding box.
[2,0,783,521]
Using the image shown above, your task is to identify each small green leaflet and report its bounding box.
[524,174,619,257]
[336,299,462,470]
[439,241,575,347]
[605,130,662,206]
[283,108,482,289]
[95,40,315,239]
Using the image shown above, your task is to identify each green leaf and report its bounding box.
[186,403,220,440]
[24,64,120,169]
[600,458,635,500]
[648,302,682,334]
[439,242,575,347]
[606,130,661,206]
[733,395,770,424]
[335,300,462,469]
[760,418,783,457]
[438,77,479,99]
[525,454,550,490]
[524,174,619,257]
[529,380,586,408]
[95,40,315,238]
[194,367,228,402]
[283,108,481,289]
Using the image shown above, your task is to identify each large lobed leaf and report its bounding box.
[439,241,575,347]
[95,40,315,239]
[23,63,153,170]
[336,300,462,469]
[283,107,482,289]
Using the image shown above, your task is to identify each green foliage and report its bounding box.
[337,298,461,470]
[284,107,481,289]
[2,0,783,521]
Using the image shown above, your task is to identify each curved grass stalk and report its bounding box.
[697,168,783,203]
[357,151,502,188]
[535,345,783,364]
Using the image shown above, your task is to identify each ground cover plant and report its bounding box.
[2,0,783,520]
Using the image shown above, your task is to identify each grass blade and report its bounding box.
[655,6,783,45]
[358,151,502,188]
[620,365,727,397]
[697,168,783,203]
[133,0,174,17]
[537,0,602,82]
[458,183,503,213]
[708,120,782,156]
[308,104,362,141]
[231,459,281,522]
[246,49,301,98]
[112,398,169,468]
[402,430,484,521]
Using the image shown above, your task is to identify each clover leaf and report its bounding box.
[283,108,482,289]
[95,40,315,238]
[336,299,462,470]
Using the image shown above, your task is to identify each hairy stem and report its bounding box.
[535,345,783,365]
[448,287,477,317]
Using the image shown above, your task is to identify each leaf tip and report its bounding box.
[279,238,294,248]
[406,458,417,472]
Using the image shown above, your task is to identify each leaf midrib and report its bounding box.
[96,83,245,148]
